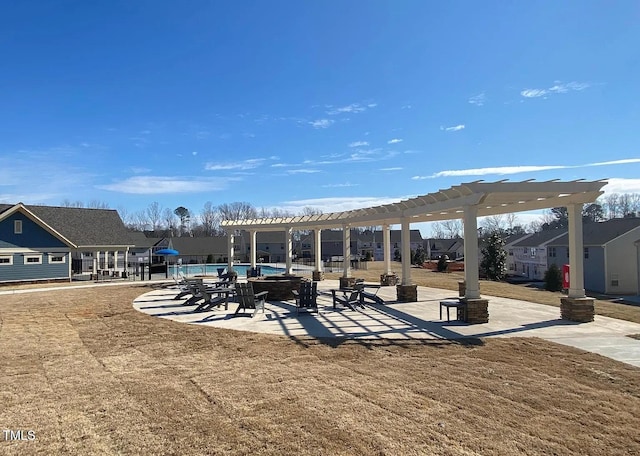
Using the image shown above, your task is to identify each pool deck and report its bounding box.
[133,279,640,368]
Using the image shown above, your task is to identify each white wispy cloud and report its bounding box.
[387,138,403,144]
[349,141,369,148]
[325,103,377,115]
[521,81,592,99]
[309,119,334,129]
[97,176,236,194]
[205,158,265,171]
[468,92,486,106]
[321,183,359,188]
[602,178,640,195]
[413,157,640,179]
[280,196,401,214]
[287,169,321,174]
[440,124,465,132]
[380,167,402,171]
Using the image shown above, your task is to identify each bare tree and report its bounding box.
[432,219,463,238]
[132,210,149,231]
[146,202,163,232]
[60,199,84,208]
[162,208,177,236]
[480,214,506,234]
[87,200,110,209]
[218,202,258,221]
[603,193,620,219]
[200,201,220,236]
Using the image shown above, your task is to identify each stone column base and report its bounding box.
[396,284,418,302]
[312,271,324,281]
[460,298,489,324]
[380,273,398,286]
[560,297,595,322]
[339,277,357,289]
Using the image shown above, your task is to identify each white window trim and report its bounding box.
[24,254,42,265]
[49,254,66,264]
[14,220,23,234]
[0,255,13,265]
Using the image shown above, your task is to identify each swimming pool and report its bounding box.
[170,263,286,277]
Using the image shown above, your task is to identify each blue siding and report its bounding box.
[0,253,70,282]
[0,213,67,249]
[584,247,605,293]
[547,246,605,293]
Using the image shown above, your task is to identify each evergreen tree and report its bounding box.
[480,233,507,281]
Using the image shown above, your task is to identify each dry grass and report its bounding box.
[1,282,640,455]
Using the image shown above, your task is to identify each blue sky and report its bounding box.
[1,1,639,233]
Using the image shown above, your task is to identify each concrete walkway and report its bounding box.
[133,279,640,368]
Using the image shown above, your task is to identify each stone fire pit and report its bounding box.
[248,275,305,301]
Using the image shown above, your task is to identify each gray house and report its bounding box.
[511,229,567,280]
[0,203,134,284]
[547,218,640,294]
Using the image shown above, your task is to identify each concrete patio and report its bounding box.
[133,279,640,368]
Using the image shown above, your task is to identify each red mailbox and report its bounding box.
[562,264,570,289]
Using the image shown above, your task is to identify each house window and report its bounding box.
[14,220,23,234]
[509,249,513,256]
[0,255,13,265]
[25,254,42,265]
[49,254,66,264]
[584,248,589,259]
[548,247,556,258]
[530,248,536,257]
[611,274,619,287]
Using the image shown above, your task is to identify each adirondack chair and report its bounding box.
[355,282,385,305]
[331,287,362,310]
[234,282,268,317]
[292,281,318,315]
[193,282,232,312]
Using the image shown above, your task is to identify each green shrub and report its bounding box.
[437,255,449,272]
[544,264,563,291]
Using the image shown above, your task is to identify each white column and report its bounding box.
[114,250,119,272]
[249,230,257,268]
[227,232,235,270]
[401,218,412,285]
[383,223,392,275]
[124,249,129,277]
[93,251,98,273]
[314,228,323,272]
[463,207,481,299]
[342,224,351,278]
[285,227,293,275]
[567,203,586,298]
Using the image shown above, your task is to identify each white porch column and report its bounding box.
[567,203,586,298]
[93,251,99,273]
[114,250,119,272]
[342,224,351,278]
[227,232,235,270]
[285,227,293,275]
[124,249,129,276]
[314,228,323,272]
[383,223,392,275]
[249,230,257,268]
[463,206,481,299]
[401,218,412,285]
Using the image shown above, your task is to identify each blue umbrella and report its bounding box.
[156,248,179,255]
[156,248,179,278]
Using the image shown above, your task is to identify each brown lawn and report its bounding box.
[1,269,640,455]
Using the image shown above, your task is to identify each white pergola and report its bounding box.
[221,180,606,314]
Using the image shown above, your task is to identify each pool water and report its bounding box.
[170,263,285,277]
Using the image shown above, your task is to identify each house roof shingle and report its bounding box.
[547,218,640,246]
[0,203,134,248]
